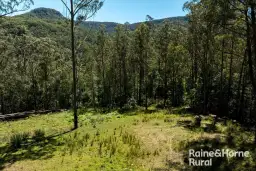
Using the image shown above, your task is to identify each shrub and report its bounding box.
[78,108,87,115]
[32,129,45,141]
[142,116,150,123]
[164,117,172,123]
[156,102,165,109]
[110,143,117,157]
[10,132,30,149]
[90,139,94,146]
[212,115,218,126]
[98,141,103,156]
[225,122,238,145]
[96,130,100,136]
[119,98,138,113]
[84,133,90,142]
[154,122,160,126]
[132,119,140,125]
[153,149,160,156]
[127,97,137,109]
[194,115,201,127]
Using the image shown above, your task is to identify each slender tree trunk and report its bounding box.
[249,3,256,143]
[122,51,128,105]
[247,6,256,97]
[145,73,148,110]
[220,39,225,115]
[91,65,95,110]
[236,50,246,120]
[220,39,225,93]
[0,91,4,115]
[119,60,122,108]
[227,39,234,108]
[203,49,208,115]
[145,52,148,110]
[138,61,144,106]
[70,0,78,129]
[239,71,246,122]
[172,63,175,106]
[194,46,198,86]
[163,56,167,107]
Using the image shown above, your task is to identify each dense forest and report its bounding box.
[1,0,256,126]
[0,5,188,114]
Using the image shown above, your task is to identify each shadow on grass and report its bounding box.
[176,120,220,134]
[0,129,72,170]
[167,107,194,115]
[154,136,256,171]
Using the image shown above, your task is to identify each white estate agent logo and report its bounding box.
[188,149,250,166]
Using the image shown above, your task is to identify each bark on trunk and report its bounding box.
[70,0,78,129]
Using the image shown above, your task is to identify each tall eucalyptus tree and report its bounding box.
[61,0,103,129]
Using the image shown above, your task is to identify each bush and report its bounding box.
[142,116,150,123]
[78,108,87,115]
[32,129,45,141]
[156,102,165,109]
[10,132,29,149]
[119,98,138,113]
[225,122,239,145]
[194,115,201,127]
[127,97,137,109]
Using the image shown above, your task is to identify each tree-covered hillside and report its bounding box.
[0,7,188,114]
[21,7,65,19]
[18,8,188,32]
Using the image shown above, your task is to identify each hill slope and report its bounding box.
[21,7,65,20]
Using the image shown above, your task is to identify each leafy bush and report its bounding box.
[194,115,201,127]
[78,108,87,115]
[32,129,45,141]
[142,116,150,123]
[119,98,137,113]
[127,97,137,109]
[156,102,165,109]
[10,132,29,149]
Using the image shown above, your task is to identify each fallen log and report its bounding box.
[0,109,66,121]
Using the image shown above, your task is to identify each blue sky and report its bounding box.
[17,0,188,23]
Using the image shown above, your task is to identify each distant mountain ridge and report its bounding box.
[21,7,65,19]
[19,8,188,32]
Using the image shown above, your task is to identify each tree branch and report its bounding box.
[61,0,71,14]
[74,0,94,15]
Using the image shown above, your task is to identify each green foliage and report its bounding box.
[9,132,29,149]
[22,8,64,19]
[164,116,172,122]
[32,129,45,141]
[194,116,201,127]
[0,0,34,17]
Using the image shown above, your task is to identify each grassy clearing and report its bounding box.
[0,108,255,171]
